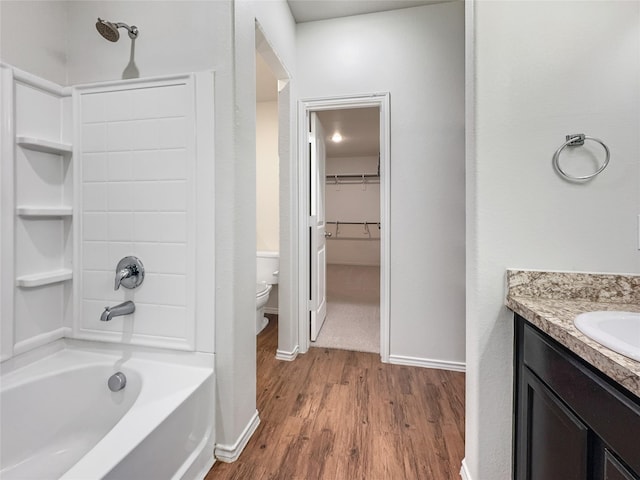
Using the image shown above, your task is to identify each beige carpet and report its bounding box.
[311,264,380,353]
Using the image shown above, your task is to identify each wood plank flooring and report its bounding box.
[206,316,465,480]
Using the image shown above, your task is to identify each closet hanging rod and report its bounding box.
[325,173,379,179]
[326,221,381,228]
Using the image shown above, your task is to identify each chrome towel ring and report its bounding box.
[552,133,610,181]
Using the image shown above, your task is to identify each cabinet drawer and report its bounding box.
[521,320,640,474]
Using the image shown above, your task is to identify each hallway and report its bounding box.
[207,317,465,479]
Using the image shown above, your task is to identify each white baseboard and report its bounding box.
[263,306,279,315]
[275,345,299,361]
[214,410,260,463]
[389,354,466,372]
[460,458,472,480]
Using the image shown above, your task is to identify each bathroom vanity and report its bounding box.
[514,315,640,479]
[506,270,640,480]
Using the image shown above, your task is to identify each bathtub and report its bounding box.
[0,339,215,480]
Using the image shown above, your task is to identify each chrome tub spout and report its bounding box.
[100,301,135,321]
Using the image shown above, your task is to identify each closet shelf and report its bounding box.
[16,269,73,288]
[17,206,73,217]
[16,136,72,155]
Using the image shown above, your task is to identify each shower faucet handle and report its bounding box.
[114,256,145,290]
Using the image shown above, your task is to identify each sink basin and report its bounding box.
[574,311,640,362]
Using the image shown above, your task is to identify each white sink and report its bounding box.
[574,311,640,362]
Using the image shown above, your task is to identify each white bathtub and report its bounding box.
[0,339,215,480]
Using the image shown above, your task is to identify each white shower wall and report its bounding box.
[0,67,73,361]
[75,76,206,351]
[0,68,216,360]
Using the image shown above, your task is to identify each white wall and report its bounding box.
[65,1,226,85]
[296,2,466,365]
[224,0,297,453]
[256,101,279,252]
[0,1,68,85]
[326,155,380,266]
[235,0,299,365]
[0,1,228,87]
[466,1,640,478]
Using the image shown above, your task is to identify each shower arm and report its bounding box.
[114,22,139,39]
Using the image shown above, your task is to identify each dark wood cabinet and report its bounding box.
[517,368,589,480]
[514,314,640,480]
[604,450,638,480]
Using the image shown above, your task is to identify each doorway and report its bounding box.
[298,94,390,361]
[310,108,381,353]
[254,23,294,360]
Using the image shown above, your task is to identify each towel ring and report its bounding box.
[553,134,610,181]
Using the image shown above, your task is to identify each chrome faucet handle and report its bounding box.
[114,268,133,290]
[114,256,145,290]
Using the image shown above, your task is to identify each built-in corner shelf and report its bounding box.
[16,136,72,155]
[17,206,73,218]
[16,269,73,288]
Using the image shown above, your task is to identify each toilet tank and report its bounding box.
[257,251,279,285]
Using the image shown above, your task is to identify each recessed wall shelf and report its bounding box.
[16,269,73,288]
[16,136,72,155]
[17,206,73,217]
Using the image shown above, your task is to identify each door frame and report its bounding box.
[297,93,391,362]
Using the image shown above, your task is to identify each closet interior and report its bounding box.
[311,107,381,353]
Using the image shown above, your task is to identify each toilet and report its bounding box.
[256,251,279,334]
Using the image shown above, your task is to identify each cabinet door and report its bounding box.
[603,450,639,480]
[517,368,589,480]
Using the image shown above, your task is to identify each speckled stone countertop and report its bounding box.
[506,269,640,398]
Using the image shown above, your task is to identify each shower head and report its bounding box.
[96,18,119,42]
[96,18,139,42]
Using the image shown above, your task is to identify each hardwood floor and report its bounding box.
[206,316,465,479]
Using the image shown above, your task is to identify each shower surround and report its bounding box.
[0,64,216,479]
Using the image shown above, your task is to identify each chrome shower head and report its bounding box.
[96,18,139,42]
[96,18,119,42]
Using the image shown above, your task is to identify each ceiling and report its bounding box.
[317,108,379,157]
[287,0,451,23]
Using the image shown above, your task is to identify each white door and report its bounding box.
[309,112,327,341]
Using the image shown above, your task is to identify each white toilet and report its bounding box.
[256,251,279,334]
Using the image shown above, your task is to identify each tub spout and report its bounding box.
[100,301,135,321]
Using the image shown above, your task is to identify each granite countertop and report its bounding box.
[505,270,640,398]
